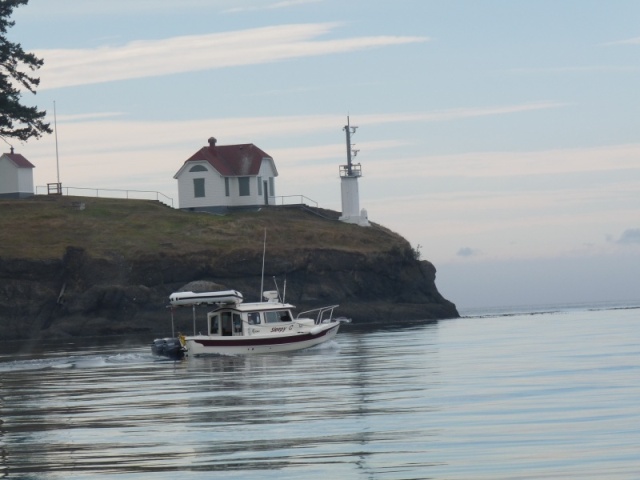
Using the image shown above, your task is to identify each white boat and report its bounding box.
[154,290,348,356]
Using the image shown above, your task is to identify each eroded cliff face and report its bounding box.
[0,245,458,341]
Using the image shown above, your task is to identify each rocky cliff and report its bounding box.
[0,197,458,341]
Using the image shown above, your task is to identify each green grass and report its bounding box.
[0,196,408,260]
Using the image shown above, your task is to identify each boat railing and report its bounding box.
[297,305,339,325]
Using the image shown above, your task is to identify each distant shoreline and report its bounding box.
[459,300,640,317]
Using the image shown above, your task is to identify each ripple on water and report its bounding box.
[1,308,640,479]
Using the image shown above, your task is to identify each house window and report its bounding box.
[257,177,263,196]
[193,178,205,198]
[269,177,275,197]
[189,165,207,172]
[225,177,230,197]
[238,177,250,196]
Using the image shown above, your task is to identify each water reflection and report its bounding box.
[0,377,6,479]
[3,311,638,478]
[0,324,443,478]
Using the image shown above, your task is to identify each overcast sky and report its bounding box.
[8,0,640,312]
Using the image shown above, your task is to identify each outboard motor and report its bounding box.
[151,337,185,359]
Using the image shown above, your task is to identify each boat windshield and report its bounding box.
[264,310,292,323]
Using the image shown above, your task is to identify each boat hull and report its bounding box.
[184,323,340,355]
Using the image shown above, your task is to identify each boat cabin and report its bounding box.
[207,303,311,337]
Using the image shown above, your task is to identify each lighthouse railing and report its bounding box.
[339,163,362,177]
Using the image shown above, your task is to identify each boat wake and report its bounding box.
[306,339,341,352]
[0,351,151,373]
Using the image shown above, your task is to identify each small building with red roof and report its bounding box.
[0,148,35,199]
[174,137,278,212]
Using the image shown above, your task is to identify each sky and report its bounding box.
[5,0,640,312]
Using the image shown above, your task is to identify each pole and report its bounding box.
[54,101,60,186]
[344,116,352,175]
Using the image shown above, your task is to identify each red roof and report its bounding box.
[2,152,35,169]
[184,143,272,176]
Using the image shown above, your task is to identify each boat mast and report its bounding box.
[260,228,267,301]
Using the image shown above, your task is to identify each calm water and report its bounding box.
[1,306,639,479]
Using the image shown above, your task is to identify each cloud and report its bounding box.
[16,1,232,16]
[602,36,640,46]
[510,66,640,74]
[57,112,126,122]
[225,0,322,13]
[31,105,566,156]
[617,229,640,245]
[364,143,640,179]
[457,247,480,258]
[356,102,567,125]
[35,23,427,90]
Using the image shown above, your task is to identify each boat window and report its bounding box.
[264,310,292,323]
[247,312,261,325]
[233,313,242,335]
[221,312,233,336]
[210,314,220,335]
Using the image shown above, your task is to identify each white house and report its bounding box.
[174,137,278,212]
[0,148,35,199]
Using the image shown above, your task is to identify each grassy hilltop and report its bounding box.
[1,195,407,261]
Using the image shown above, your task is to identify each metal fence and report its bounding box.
[36,185,174,208]
[274,195,318,208]
[33,187,320,211]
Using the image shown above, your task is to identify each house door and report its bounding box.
[263,180,269,205]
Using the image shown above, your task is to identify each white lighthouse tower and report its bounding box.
[339,117,369,226]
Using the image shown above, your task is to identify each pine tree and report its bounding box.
[0,0,51,142]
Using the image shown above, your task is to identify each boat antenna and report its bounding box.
[260,228,267,302]
[273,276,281,302]
[282,275,287,303]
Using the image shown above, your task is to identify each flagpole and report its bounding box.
[54,101,60,187]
